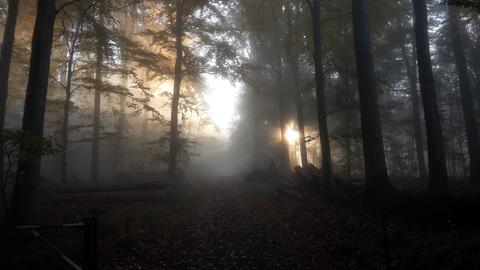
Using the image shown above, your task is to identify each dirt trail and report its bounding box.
[113,181,384,270]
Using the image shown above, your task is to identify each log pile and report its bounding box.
[245,164,330,199]
[271,164,329,199]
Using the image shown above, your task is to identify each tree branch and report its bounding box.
[56,0,82,15]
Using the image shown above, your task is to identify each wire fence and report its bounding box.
[1,218,97,270]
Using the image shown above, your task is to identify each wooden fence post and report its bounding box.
[83,218,97,270]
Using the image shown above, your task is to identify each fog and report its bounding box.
[2,0,480,269]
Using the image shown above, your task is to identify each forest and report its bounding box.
[1,0,480,269]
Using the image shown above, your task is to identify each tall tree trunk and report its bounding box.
[285,46,308,168]
[285,5,308,168]
[91,10,104,182]
[7,0,57,224]
[274,68,291,172]
[114,4,136,174]
[351,0,390,201]
[309,0,334,185]
[61,20,82,183]
[168,0,184,178]
[250,90,263,168]
[412,0,449,195]
[449,7,480,183]
[400,44,428,181]
[0,0,19,181]
[114,77,127,175]
[339,67,354,178]
[142,108,148,137]
[292,63,308,168]
[61,58,73,183]
[269,25,291,173]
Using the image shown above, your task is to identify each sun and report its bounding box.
[203,75,240,137]
[286,126,299,145]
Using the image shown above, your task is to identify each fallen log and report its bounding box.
[56,181,167,194]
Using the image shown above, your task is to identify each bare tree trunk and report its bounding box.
[61,60,73,183]
[286,49,308,168]
[8,0,57,225]
[294,77,308,169]
[274,68,291,172]
[400,44,428,181]
[168,0,184,179]
[91,10,104,182]
[115,13,133,175]
[142,109,148,137]
[0,0,19,181]
[284,6,308,168]
[114,81,127,175]
[61,21,82,183]
[448,7,480,183]
[309,0,334,185]
[339,68,354,179]
[412,0,449,195]
[270,26,291,173]
[351,0,390,201]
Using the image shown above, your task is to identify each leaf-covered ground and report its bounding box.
[104,181,390,269]
[2,179,480,269]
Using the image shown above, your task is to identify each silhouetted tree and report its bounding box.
[448,6,480,182]
[412,0,449,195]
[285,4,308,168]
[168,0,185,178]
[351,0,390,200]
[306,0,334,187]
[400,41,428,181]
[0,0,20,179]
[91,4,105,182]
[8,0,57,224]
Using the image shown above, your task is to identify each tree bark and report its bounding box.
[309,0,334,185]
[292,62,308,168]
[168,0,184,179]
[0,0,19,130]
[293,79,308,168]
[91,9,104,182]
[7,0,57,224]
[61,18,83,183]
[114,8,135,175]
[269,24,291,173]
[0,0,20,180]
[448,6,480,183]
[351,0,390,201]
[412,0,449,195]
[400,43,428,181]
[273,65,291,172]
[61,59,72,183]
[284,5,308,168]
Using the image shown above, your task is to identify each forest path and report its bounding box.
[114,180,385,270]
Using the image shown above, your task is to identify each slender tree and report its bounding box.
[306,0,334,186]
[114,5,135,174]
[285,4,308,168]
[168,0,185,178]
[448,6,480,182]
[91,5,105,182]
[273,52,291,172]
[60,21,78,183]
[60,1,99,183]
[291,59,308,168]
[400,43,428,181]
[0,0,20,178]
[412,0,449,195]
[351,0,390,200]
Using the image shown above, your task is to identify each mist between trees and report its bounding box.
[0,0,480,224]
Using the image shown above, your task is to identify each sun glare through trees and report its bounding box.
[1,0,480,269]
